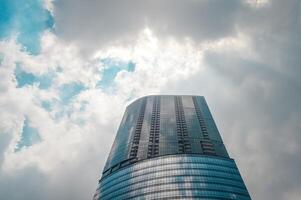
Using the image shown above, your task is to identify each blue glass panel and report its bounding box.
[97,155,251,200]
[103,98,142,170]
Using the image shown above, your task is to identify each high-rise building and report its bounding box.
[93,95,251,199]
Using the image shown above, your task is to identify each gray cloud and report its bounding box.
[54,0,241,52]
[0,133,47,200]
[0,133,12,168]
[0,166,47,200]
[203,51,301,199]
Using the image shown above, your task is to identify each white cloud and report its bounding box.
[0,29,208,199]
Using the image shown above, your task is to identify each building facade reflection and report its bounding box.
[93,95,251,199]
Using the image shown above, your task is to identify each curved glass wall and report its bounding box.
[93,96,251,199]
[94,155,251,200]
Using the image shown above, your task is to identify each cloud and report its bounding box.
[53,0,241,53]
[0,166,47,200]
[0,27,203,199]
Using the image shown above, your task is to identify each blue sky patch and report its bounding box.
[98,58,135,87]
[41,100,52,112]
[15,116,41,152]
[14,63,54,89]
[59,82,87,104]
[0,0,54,54]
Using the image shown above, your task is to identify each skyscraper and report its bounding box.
[93,95,251,199]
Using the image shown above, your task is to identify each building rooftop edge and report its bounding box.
[127,95,205,108]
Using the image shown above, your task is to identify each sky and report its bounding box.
[0,0,300,199]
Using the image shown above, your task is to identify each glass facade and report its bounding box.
[94,95,251,199]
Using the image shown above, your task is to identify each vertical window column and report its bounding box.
[175,96,191,153]
[192,97,216,155]
[130,98,147,158]
[147,96,160,158]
